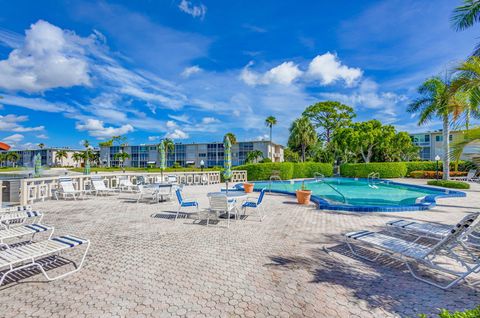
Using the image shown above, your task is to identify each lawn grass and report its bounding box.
[68,167,220,173]
[426,180,470,189]
[0,167,24,172]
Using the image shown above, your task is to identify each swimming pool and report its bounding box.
[236,178,466,212]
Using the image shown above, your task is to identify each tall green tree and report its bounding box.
[288,116,318,162]
[38,143,45,149]
[283,148,300,163]
[408,77,458,180]
[452,57,480,124]
[72,152,83,167]
[161,138,175,166]
[245,150,264,163]
[5,152,20,167]
[264,116,277,143]
[452,0,480,55]
[113,151,131,167]
[98,140,113,147]
[302,101,355,143]
[224,132,237,145]
[55,150,68,166]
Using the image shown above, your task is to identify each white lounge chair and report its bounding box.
[0,223,53,248]
[451,169,479,182]
[345,213,480,289]
[167,175,178,185]
[387,215,480,248]
[136,185,159,203]
[0,205,32,213]
[0,235,90,286]
[0,210,43,229]
[90,176,117,196]
[117,176,137,192]
[208,194,238,227]
[55,178,85,200]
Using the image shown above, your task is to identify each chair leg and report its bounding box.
[175,206,181,221]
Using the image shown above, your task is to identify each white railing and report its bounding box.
[18,170,247,205]
[0,181,3,206]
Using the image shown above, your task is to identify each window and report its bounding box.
[449,134,453,141]
[435,135,442,142]
[199,153,206,157]
[424,134,430,142]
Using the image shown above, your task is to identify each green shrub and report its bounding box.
[419,305,480,318]
[406,161,475,174]
[409,171,467,179]
[340,162,407,178]
[259,158,272,163]
[233,162,333,181]
[427,180,470,189]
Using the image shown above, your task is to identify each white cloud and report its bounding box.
[181,65,202,78]
[241,61,303,86]
[148,136,160,141]
[307,52,363,86]
[0,114,44,132]
[75,119,134,139]
[0,20,91,92]
[165,129,189,139]
[166,120,178,129]
[37,134,48,139]
[255,134,269,141]
[168,114,190,123]
[178,0,207,19]
[1,133,24,144]
[0,94,75,112]
[201,117,219,124]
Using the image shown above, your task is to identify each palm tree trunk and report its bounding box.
[301,145,306,162]
[269,126,273,161]
[443,115,450,180]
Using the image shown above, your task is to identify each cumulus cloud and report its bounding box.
[181,65,202,78]
[148,136,160,141]
[178,0,207,19]
[0,114,44,132]
[307,52,363,86]
[37,134,49,139]
[201,117,219,124]
[165,129,189,139]
[241,61,303,86]
[75,119,134,139]
[0,20,90,92]
[1,133,24,147]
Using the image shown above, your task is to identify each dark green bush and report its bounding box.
[340,162,408,178]
[233,162,333,181]
[427,180,470,189]
[406,161,475,174]
[419,305,480,318]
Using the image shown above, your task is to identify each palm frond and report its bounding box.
[451,0,480,31]
[449,127,480,161]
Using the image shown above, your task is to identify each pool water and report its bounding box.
[247,178,465,211]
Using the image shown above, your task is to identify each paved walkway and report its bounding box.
[1,179,479,317]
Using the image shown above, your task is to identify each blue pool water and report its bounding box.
[242,178,466,212]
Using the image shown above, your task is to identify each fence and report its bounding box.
[15,170,247,205]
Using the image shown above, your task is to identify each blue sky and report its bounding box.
[0,0,477,149]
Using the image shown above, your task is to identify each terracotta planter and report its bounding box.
[296,190,312,205]
[243,183,254,193]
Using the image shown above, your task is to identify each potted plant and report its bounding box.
[243,182,254,193]
[296,181,312,205]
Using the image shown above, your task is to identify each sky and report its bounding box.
[0,0,477,149]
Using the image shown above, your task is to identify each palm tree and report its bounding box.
[38,143,45,149]
[288,116,318,162]
[452,0,480,55]
[6,152,20,167]
[0,153,6,167]
[72,152,83,167]
[224,132,237,145]
[452,57,480,112]
[246,150,264,163]
[161,138,175,167]
[114,152,131,168]
[265,116,277,143]
[55,150,68,167]
[408,76,461,180]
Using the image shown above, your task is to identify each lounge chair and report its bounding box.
[241,188,266,221]
[117,176,137,192]
[90,176,117,196]
[208,194,237,227]
[0,205,32,213]
[387,215,480,247]
[0,223,53,248]
[451,169,479,182]
[167,175,178,185]
[175,189,199,220]
[55,178,85,200]
[345,213,480,289]
[0,234,90,286]
[0,210,43,229]
[136,185,159,203]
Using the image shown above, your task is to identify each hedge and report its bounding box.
[419,306,480,318]
[410,171,467,179]
[233,162,333,181]
[340,162,408,178]
[426,180,470,189]
[406,161,476,174]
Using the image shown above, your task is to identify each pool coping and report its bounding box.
[234,178,467,212]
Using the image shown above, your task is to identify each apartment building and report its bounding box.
[410,130,480,161]
[100,140,284,168]
[1,148,85,167]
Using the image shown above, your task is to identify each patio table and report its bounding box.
[144,183,173,202]
[207,191,248,219]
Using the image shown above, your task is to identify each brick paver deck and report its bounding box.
[1,179,479,317]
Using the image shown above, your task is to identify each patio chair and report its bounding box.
[118,176,137,192]
[167,175,178,185]
[345,213,480,289]
[90,176,117,196]
[208,194,238,227]
[0,210,43,229]
[55,177,84,200]
[136,185,159,203]
[451,169,479,182]
[386,214,480,248]
[0,205,32,213]
[157,184,173,202]
[241,188,266,221]
[0,223,53,248]
[0,234,90,286]
[175,189,199,221]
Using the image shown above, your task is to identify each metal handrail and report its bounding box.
[316,178,347,204]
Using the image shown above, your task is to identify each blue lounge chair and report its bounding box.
[241,188,266,221]
[175,189,199,220]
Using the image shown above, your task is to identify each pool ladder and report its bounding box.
[368,172,380,189]
[314,174,347,204]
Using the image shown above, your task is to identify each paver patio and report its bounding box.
[0,179,479,318]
